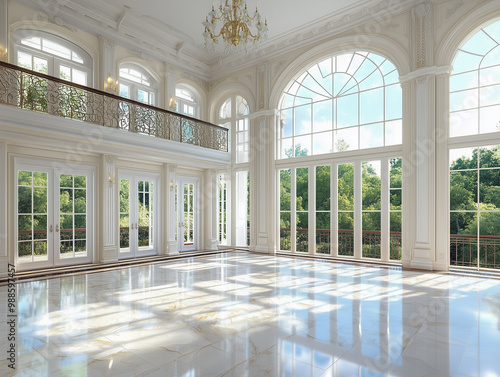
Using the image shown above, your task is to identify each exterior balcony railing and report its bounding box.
[450,234,500,270]
[0,61,228,152]
[279,228,402,260]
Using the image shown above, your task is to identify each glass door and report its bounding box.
[119,173,158,259]
[176,177,199,252]
[16,163,94,271]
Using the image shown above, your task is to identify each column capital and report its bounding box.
[98,35,116,50]
[399,65,453,83]
[248,109,279,121]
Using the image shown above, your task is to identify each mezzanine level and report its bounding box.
[0,61,228,153]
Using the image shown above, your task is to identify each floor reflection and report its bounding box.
[1,253,499,376]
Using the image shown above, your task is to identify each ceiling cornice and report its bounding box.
[14,0,429,82]
[206,0,426,80]
[15,0,212,81]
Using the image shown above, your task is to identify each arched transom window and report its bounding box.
[450,21,500,137]
[119,64,157,106]
[15,30,92,86]
[176,85,200,118]
[278,51,402,158]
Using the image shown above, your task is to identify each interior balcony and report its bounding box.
[0,61,229,166]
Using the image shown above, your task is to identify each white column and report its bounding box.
[434,71,452,271]
[249,109,278,253]
[204,169,218,251]
[165,164,179,255]
[100,154,118,263]
[0,141,7,278]
[0,0,8,61]
[98,36,116,92]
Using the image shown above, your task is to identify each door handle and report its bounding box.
[49,225,53,233]
[135,223,138,229]
[55,224,60,232]
[179,222,184,228]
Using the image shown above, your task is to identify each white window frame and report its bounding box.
[119,64,157,106]
[14,30,93,87]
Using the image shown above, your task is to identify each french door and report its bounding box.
[119,172,159,259]
[176,177,200,252]
[15,161,95,271]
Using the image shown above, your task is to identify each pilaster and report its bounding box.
[165,164,179,255]
[249,109,278,254]
[0,0,8,61]
[0,141,7,278]
[98,36,116,92]
[100,154,118,263]
[204,169,218,251]
[164,64,177,110]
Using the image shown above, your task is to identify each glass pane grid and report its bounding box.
[278,52,401,159]
[18,170,48,263]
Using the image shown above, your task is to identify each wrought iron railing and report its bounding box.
[279,228,402,260]
[450,234,500,269]
[0,61,228,152]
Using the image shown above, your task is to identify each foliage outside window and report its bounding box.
[15,30,92,115]
[450,146,500,269]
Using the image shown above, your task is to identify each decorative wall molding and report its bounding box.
[412,2,433,69]
[98,35,116,50]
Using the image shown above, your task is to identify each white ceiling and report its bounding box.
[104,0,362,48]
[17,0,418,79]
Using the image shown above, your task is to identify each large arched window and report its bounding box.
[278,51,401,158]
[277,51,403,263]
[449,20,500,271]
[119,64,157,106]
[218,95,250,164]
[216,94,251,247]
[15,30,92,86]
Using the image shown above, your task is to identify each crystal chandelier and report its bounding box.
[203,0,268,54]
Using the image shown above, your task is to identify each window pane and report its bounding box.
[280,212,291,251]
[362,212,381,258]
[296,212,308,252]
[295,105,312,135]
[280,169,291,211]
[360,88,384,124]
[390,212,402,260]
[316,212,330,254]
[338,164,354,211]
[450,171,478,211]
[17,51,32,70]
[296,168,308,211]
[360,123,383,149]
[316,166,330,211]
[362,161,381,210]
[450,212,477,267]
[337,94,358,128]
[338,212,354,256]
[479,212,500,268]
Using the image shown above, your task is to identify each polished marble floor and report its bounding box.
[1,252,500,377]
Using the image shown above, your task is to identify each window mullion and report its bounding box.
[332,163,338,257]
[291,167,297,253]
[354,161,362,259]
[381,157,390,262]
